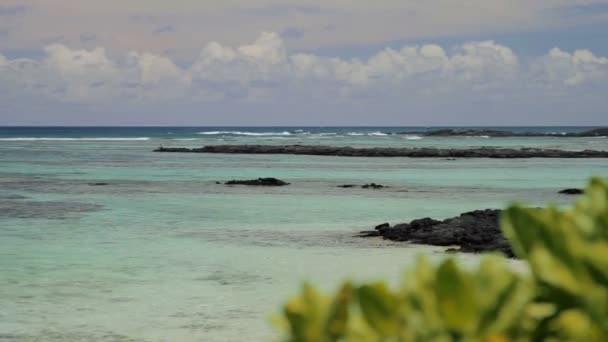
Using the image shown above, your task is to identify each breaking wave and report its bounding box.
[197,131,293,136]
[0,137,150,141]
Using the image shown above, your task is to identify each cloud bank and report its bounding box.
[1,32,607,125]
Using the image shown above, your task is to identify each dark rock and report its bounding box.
[360,209,514,257]
[559,188,584,195]
[375,223,390,230]
[155,144,608,158]
[216,181,222,184]
[362,183,386,189]
[338,183,387,189]
[224,177,290,186]
[88,182,109,186]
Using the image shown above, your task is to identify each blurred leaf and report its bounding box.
[283,282,329,342]
[324,282,353,341]
[435,259,476,334]
[356,282,400,337]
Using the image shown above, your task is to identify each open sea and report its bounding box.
[1,126,607,341]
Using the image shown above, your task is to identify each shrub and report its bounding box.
[275,178,608,341]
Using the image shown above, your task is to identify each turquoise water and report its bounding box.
[1,127,607,341]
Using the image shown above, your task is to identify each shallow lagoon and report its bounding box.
[1,128,606,341]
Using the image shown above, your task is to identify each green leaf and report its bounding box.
[434,259,477,334]
[581,242,608,286]
[324,282,353,341]
[528,246,583,296]
[356,282,400,337]
[501,206,546,258]
[283,282,329,342]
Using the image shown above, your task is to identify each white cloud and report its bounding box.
[42,44,122,101]
[536,48,608,86]
[126,52,191,100]
[190,31,288,85]
[289,40,520,90]
[448,41,518,79]
[0,31,607,111]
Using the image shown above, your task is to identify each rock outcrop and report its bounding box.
[359,209,514,257]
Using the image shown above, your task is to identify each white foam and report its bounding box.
[368,132,388,136]
[197,131,292,136]
[172,138,200,141]
[403,135,423,140]
[346,132,365,136]
[0,137,150,141]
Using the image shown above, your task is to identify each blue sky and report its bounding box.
[0,1,607,125]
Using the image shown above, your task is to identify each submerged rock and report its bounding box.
[224,177,290,186]
[559,188,584,195]
[362,183,386,189]
[337,183,387,189]
[359,209,514,257]
[88,182,110,186]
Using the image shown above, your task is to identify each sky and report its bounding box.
[1,0,608,126]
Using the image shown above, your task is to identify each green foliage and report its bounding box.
[501,177,608,341]
[275,178,608,341]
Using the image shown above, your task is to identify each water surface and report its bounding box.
[1,127,606,341]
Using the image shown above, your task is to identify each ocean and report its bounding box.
[1,127,607,341]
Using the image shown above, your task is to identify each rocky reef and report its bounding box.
[358,209,514,257]
[397,127,608,137]
[155,145,608,158]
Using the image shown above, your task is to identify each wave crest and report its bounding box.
[0,137,150,141]
[197,131,293,136]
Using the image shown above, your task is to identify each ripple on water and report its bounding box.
[175,228,408,249]
[193,268,273,286]
[0,194,29,200]
[0,330,146,342]
[0,200,104,219]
